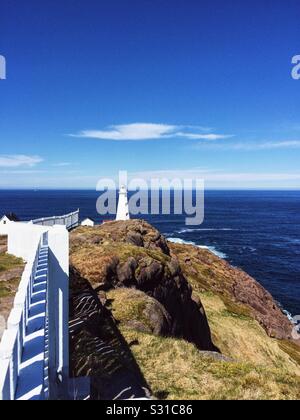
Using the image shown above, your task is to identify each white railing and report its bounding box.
[32,209,79,231]
[0,225,69,400]
[0,235,42,400]
[47,226,69,400]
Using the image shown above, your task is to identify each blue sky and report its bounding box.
[0,0,300,189]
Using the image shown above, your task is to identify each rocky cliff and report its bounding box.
[70,220,217,351]
[169,241,293,341]
[69,220,300,400]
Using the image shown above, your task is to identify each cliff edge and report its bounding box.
[69,220,300,400]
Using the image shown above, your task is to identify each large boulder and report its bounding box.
[70,220,218,352]
[107,288,172,336]
[70,219,170,255]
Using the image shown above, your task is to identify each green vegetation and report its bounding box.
[108,288,153,328]
[0,278,21,298]
[107,287,300,399]
[198,292,300,375]
[0,253,24,273]
[278,341,300,366]
[71,222,300,400]
[121,328,300,400]
[170,242,300,376]
[107,288,170,335]
[0,253,24,299]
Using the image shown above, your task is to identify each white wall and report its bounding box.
[81,219,94,227]
[1,224,70,400]
[7,222,49,261]
[0,217,11,236]
[47,226,69,399]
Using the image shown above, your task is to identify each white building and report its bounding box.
[0,213,20,235]
[81,218,95,227]
[116,185,130,221]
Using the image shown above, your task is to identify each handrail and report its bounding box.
[32,209,79,230]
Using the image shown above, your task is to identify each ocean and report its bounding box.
[0,189,299,316]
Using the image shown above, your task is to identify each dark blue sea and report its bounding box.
[0,190,299,316]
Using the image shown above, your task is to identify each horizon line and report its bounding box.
[0,187,300,192]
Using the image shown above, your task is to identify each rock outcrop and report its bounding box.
[170,242,293,341]
[69,219,300,400]
[107,288,173,336]
[70,220,218,351]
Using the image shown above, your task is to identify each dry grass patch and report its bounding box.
[108,288,157,331]
[107,288,171,336]
[0,253,24,330]
[0,253,24,299]
[121,328,300,400]
[199,292,300,375]
[70,242,172,289]
[0,277,21,298]
[0,253,24,273]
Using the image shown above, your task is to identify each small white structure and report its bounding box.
[116,185,130,221]
[0,214,19,235]
[81,218,95,227]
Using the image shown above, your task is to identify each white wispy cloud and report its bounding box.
[52,162,72,167]
[241,141,300,150]
[177,132,233,141]
[70,123,232,141]
[193,140,300,151]
[0,155,43,168]
[131,169,300,183]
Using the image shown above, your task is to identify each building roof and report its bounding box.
[2,213,20,222]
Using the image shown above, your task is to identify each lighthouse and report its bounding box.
[116,185,130,221]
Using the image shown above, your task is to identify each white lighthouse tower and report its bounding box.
[116,185,130,221]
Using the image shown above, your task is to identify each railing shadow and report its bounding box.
[69,267,152,400]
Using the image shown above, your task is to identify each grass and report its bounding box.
[0,253,24,273]
[108,286,300,399]
[107,287,171,335]
[0,278,21,298]
[108,288,153,330]
[70,225,300,399]
[70,242,172,289]
[170,242,300,376]
[121,328,300,400]
[278,341,300,366]
[0,253,24,299]
[198,292,300,375]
